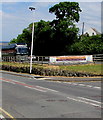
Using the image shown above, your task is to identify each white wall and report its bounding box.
[50,55,93,64]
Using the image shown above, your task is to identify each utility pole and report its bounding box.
[29,7,35,74]
[82,22,84,35]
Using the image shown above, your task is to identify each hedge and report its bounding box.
[1,64,100,77]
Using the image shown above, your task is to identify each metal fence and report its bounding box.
[93,54,103,63]
[31,56,50,64]
[2,55,50,64]
[2,54,103,64]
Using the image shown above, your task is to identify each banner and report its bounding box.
[50,55,93,64]
[56,56,86,61]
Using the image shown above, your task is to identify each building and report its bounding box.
[84,27,101,36]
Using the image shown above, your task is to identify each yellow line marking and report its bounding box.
[0,107,16,120]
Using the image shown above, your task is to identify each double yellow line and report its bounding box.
[0,107,16,120]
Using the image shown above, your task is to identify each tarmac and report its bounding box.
[1,70,102,82]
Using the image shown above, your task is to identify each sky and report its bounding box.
[0,0,102,42]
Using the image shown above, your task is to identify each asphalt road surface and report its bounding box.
[0,71,102,119]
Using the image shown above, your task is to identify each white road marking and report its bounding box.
[78,84,86,86]
[78,97,102,104]
[67,82,72,84]
[72,83,78,85]
[38,78,50,80]
[2,78,58,93]
[37,79,101,90]
[34,78,45,81]
[36,85,59,92]
[63,82,101,90]
[57,81,62,83]
[63,82,68,83]
[10,79,26,84]
[33,77,51,80]
[67,96,101,108]
[3,80,16,84]
[86,85,92,88]
[49,81,57,83]
[0,114,4,118]
[93,86,101,89]
[24,86,47,92]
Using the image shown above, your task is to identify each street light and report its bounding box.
[29,7,35,74]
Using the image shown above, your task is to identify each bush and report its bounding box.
[2,64,100,77]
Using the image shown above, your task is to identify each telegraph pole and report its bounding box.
[82,22,84,35]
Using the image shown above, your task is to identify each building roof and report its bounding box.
[84,27,101,36]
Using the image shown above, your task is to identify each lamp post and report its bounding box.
[29,7,35,74]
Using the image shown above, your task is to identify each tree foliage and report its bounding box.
[49,2,81,22]
[10,2,102,55]
[33,20,52,55]
[68,34,103,55]
[48,2,81,55]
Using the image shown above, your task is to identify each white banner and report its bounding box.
[50,55,93,64]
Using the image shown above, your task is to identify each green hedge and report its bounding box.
[2,64,100,77]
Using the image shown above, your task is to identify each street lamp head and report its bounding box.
[29,7,35,11]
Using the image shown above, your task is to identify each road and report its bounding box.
[0,71,102,119]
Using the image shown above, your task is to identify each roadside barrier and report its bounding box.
[93,54,103,63]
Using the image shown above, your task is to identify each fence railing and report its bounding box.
[31,56,50,64]
[2,55,50,64]
[93,54,103,63]
[2,54,103,64]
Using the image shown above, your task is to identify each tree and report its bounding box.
[9,38,17,44]
[68,34,103,55]
[10,28,32,54]
[49,2,81,22]
[10,2,82,56]
[33,20,53,55]
[49,2,82,55]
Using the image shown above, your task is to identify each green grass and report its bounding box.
[60,64,103,75]
[1,62,103,75]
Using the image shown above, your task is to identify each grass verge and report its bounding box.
[1,62,103,76]
[60,63,102,75]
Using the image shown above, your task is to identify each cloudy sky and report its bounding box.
[0,0,102,42]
